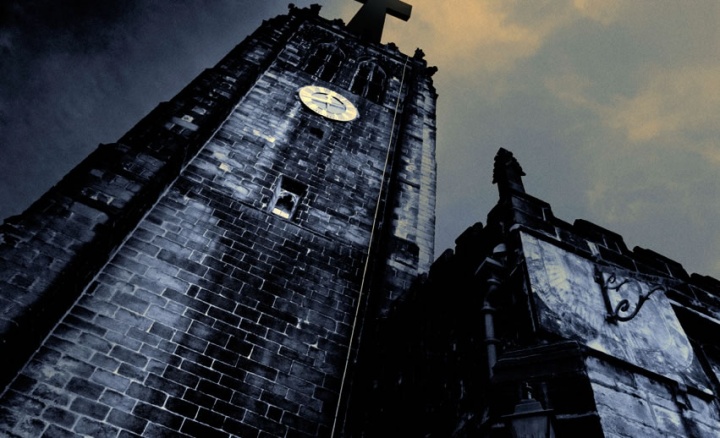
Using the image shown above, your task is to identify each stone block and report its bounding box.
[31,384,70,407]
[652,404,685,436]
[132,402,182,431]
[117,363,146,382]
[41,406,77,429]
[223,417,260,438]
[109,346,148,369]
[15,417,46,437]
[163,366,200,389]
[143,374,185,398]
[592,382,655,427]
[43,424,76,438]
[181,418,229,437]
[90,369,130,393]
[78,333,112,354]
[145,306,191,332]
[600,415,672,438]
[65,377,104,401]
[69,397,110,420]
[183,388,215,408]
[106,409,148,434]
[126,383,167,406]
[684,393,720,424]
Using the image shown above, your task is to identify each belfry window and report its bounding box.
[351,60,386,103]
[269,176,307,220]
[304,43,345,82]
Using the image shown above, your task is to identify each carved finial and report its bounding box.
[346,0,412,43]
[413,48,425,60]
[493,148,526,198]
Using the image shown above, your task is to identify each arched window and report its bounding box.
[351,60,387,103]
[303,43,345,82]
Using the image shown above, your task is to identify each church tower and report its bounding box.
[0,3,437,437]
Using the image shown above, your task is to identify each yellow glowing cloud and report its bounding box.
[329,0,631,75]
[572,0,624,25]
[545,66,720,164]
[332,0,624,74]
[384,0,555,72]
[545,73,602,110]
[607,67,720,143]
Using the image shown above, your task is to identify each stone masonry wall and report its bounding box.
[0,7,437,438]
[380,68,437,308]
[587,355,720,438]
[0,8,301,393]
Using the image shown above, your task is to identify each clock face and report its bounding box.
[298,86,358,122]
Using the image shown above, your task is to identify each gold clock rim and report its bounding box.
[297,85,359,122]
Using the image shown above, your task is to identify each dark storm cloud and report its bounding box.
[1,1,138,50]
[0,0,140,218]
[0,0,290,220]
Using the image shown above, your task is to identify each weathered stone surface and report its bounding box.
[522,231,711,392]
[0,5,436,438]
[352,147,720,437]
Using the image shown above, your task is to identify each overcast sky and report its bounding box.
[1,1,719,277]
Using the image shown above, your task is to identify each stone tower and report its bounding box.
[0,4,437,437]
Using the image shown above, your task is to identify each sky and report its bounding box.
[1,0,719,277]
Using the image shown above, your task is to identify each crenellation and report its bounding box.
[690,273,720,296]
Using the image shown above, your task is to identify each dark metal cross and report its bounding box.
[346,0,412,43]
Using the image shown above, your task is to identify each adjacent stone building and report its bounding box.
[358,149,720,437]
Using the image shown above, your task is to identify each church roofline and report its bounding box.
[436,148,720,316]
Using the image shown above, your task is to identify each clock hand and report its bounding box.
[311,93,333,103]
[326,101,346,114]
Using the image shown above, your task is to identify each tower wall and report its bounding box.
[0,8,299,392]
[0,6,437,437]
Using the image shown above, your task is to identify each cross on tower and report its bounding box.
[346,0,412,43]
